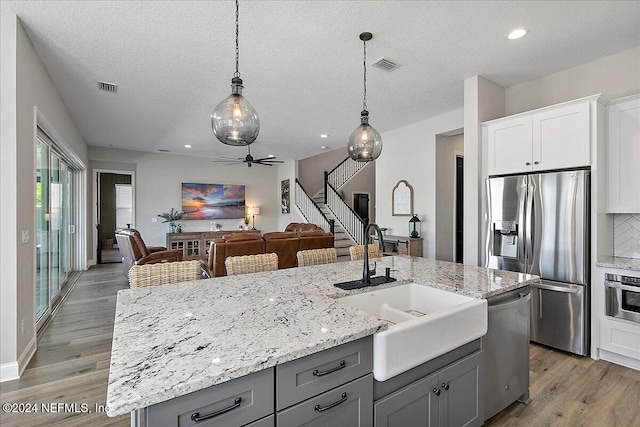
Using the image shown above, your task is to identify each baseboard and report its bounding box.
[0,361,19,382]
[86,258,96,268]
[599,348,640,371]
[18,335,37,376]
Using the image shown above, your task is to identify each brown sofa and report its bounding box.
[209,233,265,277]
[207,224,334,277]
[115,229,183,277]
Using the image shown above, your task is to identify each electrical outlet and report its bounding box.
[21,230,29,244]
[152,218,158,223]
[21,319,25,334]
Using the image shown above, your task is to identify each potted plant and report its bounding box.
[244,216,250,230]
[380,227,388,235]
[158,208,183,233]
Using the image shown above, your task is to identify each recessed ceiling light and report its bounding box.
[321,146,329,150]
[268,154,275,158]
[507,29,527,40]
[320,134,329,138]
[184,144,192,148]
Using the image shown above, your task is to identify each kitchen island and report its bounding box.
[106,256,539,425]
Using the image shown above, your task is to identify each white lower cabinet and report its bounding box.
[600,316,640,362]
[374,350,483,427]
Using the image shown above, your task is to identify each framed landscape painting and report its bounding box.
[181,183,245,220]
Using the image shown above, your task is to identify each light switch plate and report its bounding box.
[21,230,29,244]
[152,218,158,223]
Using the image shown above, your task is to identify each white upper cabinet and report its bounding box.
[486,115,533,176]
[607,95,640,213]
[485,97,593,176]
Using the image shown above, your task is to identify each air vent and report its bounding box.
[371,57,399,71]
[98,81,118,93]
[158,149,170,153]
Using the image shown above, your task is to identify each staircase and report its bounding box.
[312,190,353,261]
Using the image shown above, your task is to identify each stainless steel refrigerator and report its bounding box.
[485,169,590,355]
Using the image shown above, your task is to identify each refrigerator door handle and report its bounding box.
[525,178,536,273]
[518,180,527,268]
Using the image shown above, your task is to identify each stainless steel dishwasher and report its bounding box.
[483,287,531,421]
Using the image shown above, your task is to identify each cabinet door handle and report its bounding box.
[191,397,241,422]
[526,162,531,166]
[433,388,441,396]
[534,161,539,165]
[314,392,348,412]
[442,382,450,391]
[313,360,346,377]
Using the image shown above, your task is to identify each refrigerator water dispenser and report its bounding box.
[492,221,518,258]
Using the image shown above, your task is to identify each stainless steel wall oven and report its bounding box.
[605,273,640,323]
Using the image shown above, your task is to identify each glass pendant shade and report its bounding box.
[348,110,382,162]
[211,77,259,146]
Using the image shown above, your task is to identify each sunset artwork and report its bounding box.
[181,183,246,220]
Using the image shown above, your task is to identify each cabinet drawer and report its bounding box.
[145,368,274,427]
[276,336,373,410]
[276,374,373,427]
[244,414,274,427]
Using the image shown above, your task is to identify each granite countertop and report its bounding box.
[596,256,640,272]
[106,256,539,416]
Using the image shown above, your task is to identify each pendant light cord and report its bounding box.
[362,38,367,111]
[234,0,240,78]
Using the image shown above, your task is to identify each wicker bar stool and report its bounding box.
[296,248,338,267]
[128,260,202,288]
[348,244,381,261]
[225,253,279,276]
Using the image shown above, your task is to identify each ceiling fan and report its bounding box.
[212,145,284,167]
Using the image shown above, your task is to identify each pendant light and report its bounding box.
[347,32,382,162]
[211,0,259,146]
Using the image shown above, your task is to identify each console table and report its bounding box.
[166,230,261,261]
[374,234,423,257]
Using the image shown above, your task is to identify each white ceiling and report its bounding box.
[2,1,639,161]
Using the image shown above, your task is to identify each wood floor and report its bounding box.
[1,263,639,427]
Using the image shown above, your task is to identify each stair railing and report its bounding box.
[324,180,365,244]
[326,157,368,190]
[295,179,335,234]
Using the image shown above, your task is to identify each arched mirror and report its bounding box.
[392,180,413,216]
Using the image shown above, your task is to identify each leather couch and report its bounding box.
[115,229,183,277]
[209,233,265,277]
[207,224,334,277]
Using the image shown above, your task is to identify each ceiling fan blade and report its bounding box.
[258,160,284,164]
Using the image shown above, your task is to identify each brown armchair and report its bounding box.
[263,231,299,269]
[115,229,183,277]
[209,233,266,277]
[285,222,324,233]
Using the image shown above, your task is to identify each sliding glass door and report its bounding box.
[36,132,76,327]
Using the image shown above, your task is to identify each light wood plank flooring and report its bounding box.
[1,263,639,426]
[0,263,129,427]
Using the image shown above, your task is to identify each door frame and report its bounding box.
[453,152,464,263]
[92,169,136,266]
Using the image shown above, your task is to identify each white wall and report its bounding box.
[435,134,464,262]
[375,109,464,259]
[277,160,306,231]
[88,147,280,248]
[1,13,89,381]
[506,47,640,114]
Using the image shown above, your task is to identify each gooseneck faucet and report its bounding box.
[362,223,385,284]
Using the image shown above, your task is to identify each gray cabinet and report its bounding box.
[276,336,373,410]
[244,415,274,427]
[139,368,274,427]
[277,374,373,427]
[374,351,483,427]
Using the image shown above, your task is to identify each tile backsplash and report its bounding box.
[614,214,640,259]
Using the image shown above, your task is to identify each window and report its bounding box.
[115,184,133,229]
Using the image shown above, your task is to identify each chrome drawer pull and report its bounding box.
[313,360,346,377]
[314,393,348,412]
[191,397,241,422]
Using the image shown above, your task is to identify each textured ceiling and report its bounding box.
[2,1,639,161]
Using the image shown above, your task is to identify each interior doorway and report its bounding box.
[96,171,134,264]
[435,132,464,262]
[353,192,370,223]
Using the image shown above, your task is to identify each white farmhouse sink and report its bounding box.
[338,283,487,381]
